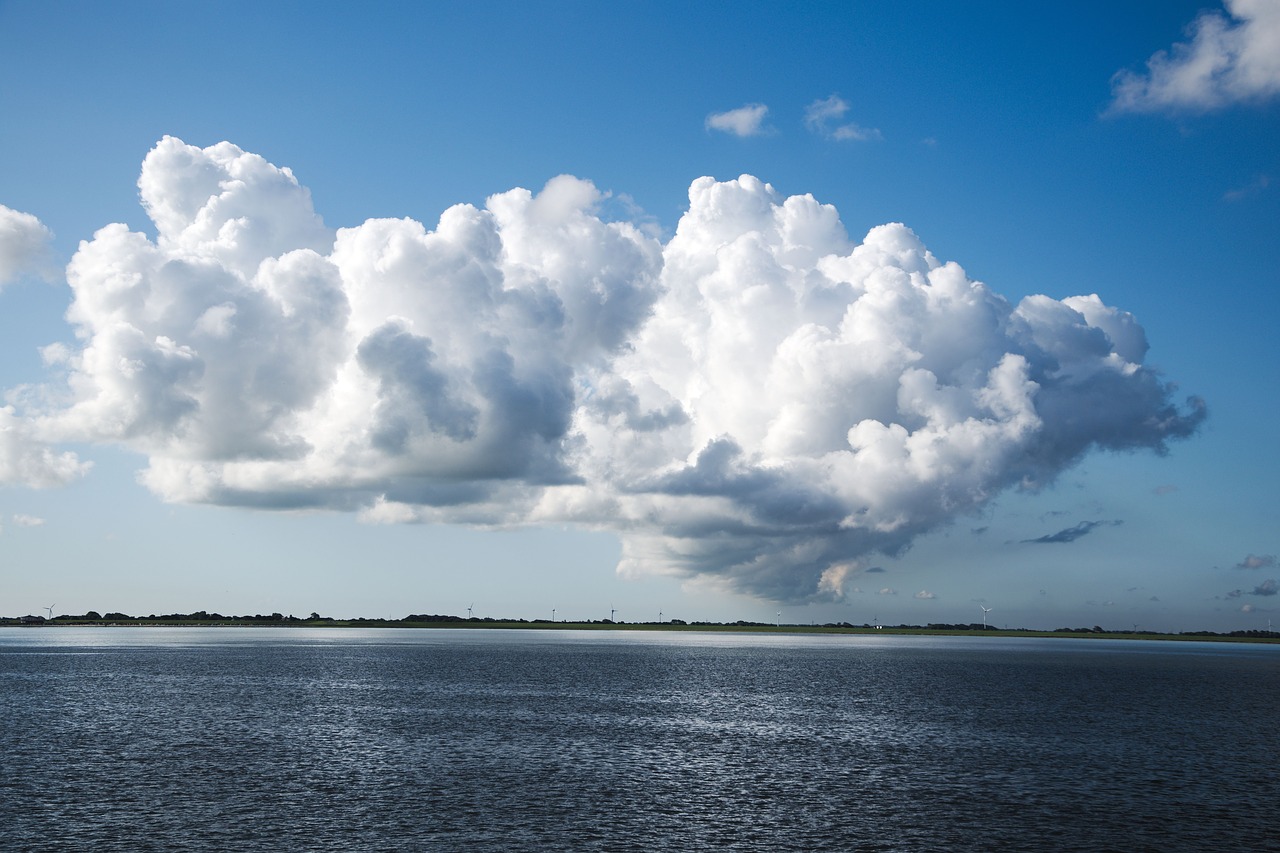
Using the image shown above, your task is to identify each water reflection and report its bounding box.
[1,628,1276,851]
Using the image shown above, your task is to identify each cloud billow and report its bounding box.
[26,138,1205,602]
[1110,0,1280,113]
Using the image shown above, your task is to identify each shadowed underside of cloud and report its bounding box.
[9,137,1206,602]
[1022,519,1124,544]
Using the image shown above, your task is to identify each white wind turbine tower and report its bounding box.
[467,603,474,620]
[44,604,55,620]
[980,605,992,629]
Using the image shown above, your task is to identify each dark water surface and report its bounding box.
[1,628,1277,851]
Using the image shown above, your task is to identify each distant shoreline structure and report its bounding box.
[2,612,1277,644]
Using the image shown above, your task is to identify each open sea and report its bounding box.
[1,627,1277,852]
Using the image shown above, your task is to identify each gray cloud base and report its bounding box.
[22,138,1204,602]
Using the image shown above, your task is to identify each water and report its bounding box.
[1,628,1277,852]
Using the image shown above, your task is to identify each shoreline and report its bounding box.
[3,619,1277,644]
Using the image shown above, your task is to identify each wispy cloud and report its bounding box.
[1110,0,1280,114]
[706,103,771,137]
[1224,173,1271,202]
[1226,579,1278,598]
[914,589,935,600]
[1022,520,1123,544]
[877,588,897,596]
[804,95,881,141]
[1237,553,1276,570]
[12,514,45,527]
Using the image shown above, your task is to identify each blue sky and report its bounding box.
[0,0,1276,630]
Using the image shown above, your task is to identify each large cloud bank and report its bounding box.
[26,138,1203,600]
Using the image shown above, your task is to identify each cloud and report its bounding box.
[1022,520,1124,544]
[1224,173,1271,202]
[1237,553,1276,570]
[1251,579,1278,596]
[0,203,55,286]
[804,95,882,141]
[12,514,44,527]
[1152,484,1179,495]
[914,589,935,600]
[706,104,770,137]
[1110,0,1280,113]
[18,138,1206,603]
[0,405,90,488]
[877,588,897,596]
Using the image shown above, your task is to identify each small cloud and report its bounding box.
[12,514,45,527]
[1242,603,1255,613]
[1152,484,1179,496]
[1109,0,1280,114]
[1250,579,1278,597]
[706,103,771,137]
[0,203,56,286]
[1237,553,1276,570]
[1227,588,1243,599]
[971,525,989,535]
[804,95,881,141]
[914,589,935,600]
[1224,173,1270,202]
[1149,596,1160,602]
[865,566,886,573]
[1022,519,1123,544]
[877,587,897,596]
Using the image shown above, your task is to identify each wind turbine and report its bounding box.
[980,605,992,629]
[776,611,781,627]
[467,603,474,620]
[44,604,55,620]
[658,610,663,623]
[610,606,616,622]
[552,608,556,622]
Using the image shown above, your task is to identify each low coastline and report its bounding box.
[2,615,1277,644]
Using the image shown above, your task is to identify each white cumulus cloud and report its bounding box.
[22,138,1204,603]
[0,405,89,488]
[0,203,55,286]
[1110,0,1280,113]
[706,104,771,137]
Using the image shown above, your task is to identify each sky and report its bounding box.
[0,0,1276,631]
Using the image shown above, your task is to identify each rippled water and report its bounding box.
[1,628,1277,851]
